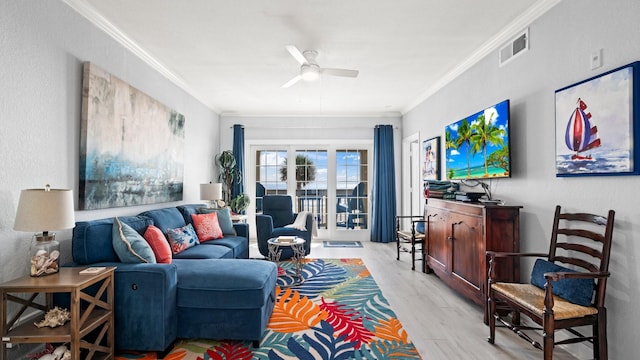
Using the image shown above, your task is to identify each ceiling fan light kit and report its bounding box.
[282,45,358,88]
[300,64,320,82]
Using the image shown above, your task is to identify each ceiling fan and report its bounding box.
[282,45,359,88]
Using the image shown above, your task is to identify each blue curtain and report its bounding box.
[370,125,396,243]
[232,124,245,200]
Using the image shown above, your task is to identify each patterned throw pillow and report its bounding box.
[143,225,172,264]
[191,212,224,242]
[197,207,236,235]
[166,224,200,254]
[112,217,156,263]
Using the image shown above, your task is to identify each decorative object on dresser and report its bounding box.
[13,185,75,277]
[487,205,615,360]
[424,198,521,322]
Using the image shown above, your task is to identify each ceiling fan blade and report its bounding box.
[281,75,302,88]
[285,45,307,65]
[320,68,359,78]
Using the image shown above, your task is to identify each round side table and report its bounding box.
[267,237,306,286]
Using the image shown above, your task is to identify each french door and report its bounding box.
[251,144,371,240]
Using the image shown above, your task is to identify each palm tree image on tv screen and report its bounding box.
[445,100,511,180]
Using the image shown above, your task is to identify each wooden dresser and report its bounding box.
[424,198,521,321]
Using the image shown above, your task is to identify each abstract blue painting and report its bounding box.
[79,62,184,209]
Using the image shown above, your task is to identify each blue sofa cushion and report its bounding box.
[176,204,206,226]
[172,243,233,259]
[530,259,594,306]
[73,216,153,265]
[174,259,277,309]
[416,221,425,234]
[112,217,156,263]
[199,235,247,258]
[140,207,187,235]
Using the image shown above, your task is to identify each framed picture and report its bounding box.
[555,61,640,177]
[79,63,185,209]
[422,136,440,181]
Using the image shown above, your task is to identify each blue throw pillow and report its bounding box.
[197,207,236,235]
[415,221,425,234]
[530,259,594,306]
[112,217,156,263]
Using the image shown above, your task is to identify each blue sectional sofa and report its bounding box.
[67,204,277,353]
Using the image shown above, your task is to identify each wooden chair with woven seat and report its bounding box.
[396,215,426,271]
[486,205,615,360]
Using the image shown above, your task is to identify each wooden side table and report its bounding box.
[0,267,115,360]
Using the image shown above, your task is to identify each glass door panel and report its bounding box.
[336,149,368,230]
[294,150,328,230]
[255,150,287,213]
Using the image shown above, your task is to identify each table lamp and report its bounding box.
[200,182,223,209]
[14,185,75,277]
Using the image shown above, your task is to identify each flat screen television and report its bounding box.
[444,99,511,180]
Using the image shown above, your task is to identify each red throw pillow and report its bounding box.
[143,225,172,264]
[191,212,224,242]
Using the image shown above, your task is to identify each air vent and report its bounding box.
[499,28,529,67]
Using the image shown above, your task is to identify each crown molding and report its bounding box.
[61,0,220,114]
[401,0,562,115]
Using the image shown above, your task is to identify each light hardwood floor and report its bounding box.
[250,239,592,360]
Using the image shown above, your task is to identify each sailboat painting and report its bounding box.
[555,62,640,177]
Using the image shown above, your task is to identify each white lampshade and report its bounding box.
[200,182,223,201]
[14,186,75,233]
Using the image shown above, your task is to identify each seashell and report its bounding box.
[38,354,56,360]
[34,306,70,328]
[49,250,60,260]
[35,249,48,257]
[36,257,46,269]
[52,345,68,356]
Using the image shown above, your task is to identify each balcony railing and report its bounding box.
[257,188,367,229]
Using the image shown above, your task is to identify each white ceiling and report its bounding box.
[64,0,559,116]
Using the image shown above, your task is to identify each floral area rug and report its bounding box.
[116,258,421,359]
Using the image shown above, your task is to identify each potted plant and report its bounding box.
[215,150,250,213]
[215,150,239,205]
[229,192,250,214]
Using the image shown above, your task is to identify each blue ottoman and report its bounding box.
[173,259,277,346]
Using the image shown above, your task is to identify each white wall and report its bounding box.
[403,0,640,358]
[0,1,219,284]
